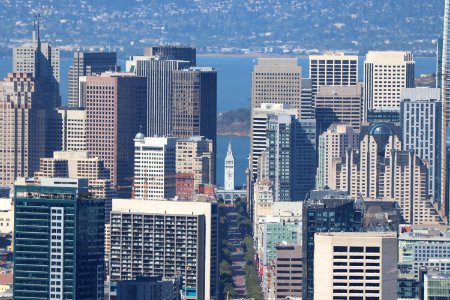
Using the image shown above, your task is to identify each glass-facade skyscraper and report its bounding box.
[13,178,105,300]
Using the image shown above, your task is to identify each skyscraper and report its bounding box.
[144,45,196,66]
[314,232,398,300]
[333,122,442,225]
[126,56,190,137]
[224,143,235,191]
[68,51,119,107]
[250,103,299,176]
[13,177,105,300]
[171,67,217,146]
[441,0,450,217]
[364,51,415,120]
[264,115,316,201]
[309,52,358,95]
[400,88,442,203]
[0,73,46,188]
[316,124,359,190]
[314,83,363,133]
[85,72,147,196]
[252,58,302,111]
[109,198,219,300]
[133,134,177,200]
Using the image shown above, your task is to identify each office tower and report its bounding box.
[399,225,450,279]
[0,73,46,188]
[109,198,219,300]
[273,244,303,300]
[252,58,302,111]
[127,56,190,137]
[309,52,358,95]
[316,124,359,190]
[364,51,415,120]
[250,103,298,176]
[302,195,363,300]
[57,107,86,151]
[175,136,214,199]
[224,143,235,191]
[300,78,314,119]
[13,177,105,300]
[171,67,217,146]
[333,122,442,225]
[144,45,196,66]
[85,72,146,196]
[263,115,316,201]
[117,276,182,300]
[314,232,397,300]
[68,51,118,107]
[314,83,363,133]
[441,0,450,217]
[133,134,177,200]
[35,151,115,221]
[400,88,442,203]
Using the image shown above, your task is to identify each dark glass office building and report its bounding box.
[302,194,363,299]
[13,178,105,300]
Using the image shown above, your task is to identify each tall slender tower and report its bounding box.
[442,0,450,218]
[224,143,235,191]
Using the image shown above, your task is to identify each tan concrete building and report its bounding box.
[0,73,46,188]
[309,52,358,95]
[314,83,363,132]
[0,199,13,234]
[273,244,303,300]
[333,123,442,225]
[316,124,359,190]
[314,232,397,300]
[57,107,86,151]
[176,136,214,199]
[364,51,415,120]
[85,72,147,196]
[252,58,302,111]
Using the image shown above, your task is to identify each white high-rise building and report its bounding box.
[309,52,358,95]
[133,133,177,200]
[364,51,415,120]
[224,143,235,191]
[250,103,299,176]
[400,88,442,203]
[109,198,219,300]
[314,232,397,300]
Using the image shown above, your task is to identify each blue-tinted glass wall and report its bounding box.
[13,178,105,300]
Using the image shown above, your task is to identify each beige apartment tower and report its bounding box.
[316,124,359,190]
[314,232,397,300]
[364,51,415,120]
[252,58,302,111]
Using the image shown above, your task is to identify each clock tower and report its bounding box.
[224,142,235,191]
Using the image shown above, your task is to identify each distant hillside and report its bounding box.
[217,108,250,137]
[0,0,444,56]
